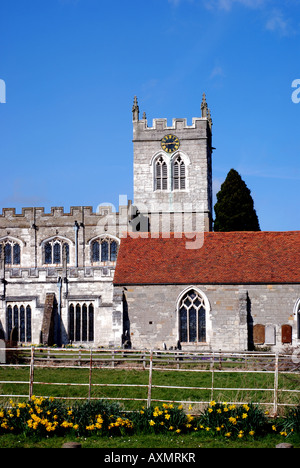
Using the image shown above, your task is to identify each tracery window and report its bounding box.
[178,289,206,343]
[6,303,32,343]
[44,239,70,265]
[91,237,118,263]
[173,155,186,190]
[155,156,168,191]
[68,303,94,342]
[0,240,21,265]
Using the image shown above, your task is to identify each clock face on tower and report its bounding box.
[161,134,180,154]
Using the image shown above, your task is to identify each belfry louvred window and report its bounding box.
[155,156,168,190]
[173,156,186,190]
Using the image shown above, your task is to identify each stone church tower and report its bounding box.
[132,95,213,233]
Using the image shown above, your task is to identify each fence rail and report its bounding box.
[1,347,300,415]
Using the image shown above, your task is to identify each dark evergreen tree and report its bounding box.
[214,169,260,232]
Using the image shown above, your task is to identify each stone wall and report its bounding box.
[0,266,122,347]
[120,283,300,352]
[0,204,131,269]
[0,204,132,348]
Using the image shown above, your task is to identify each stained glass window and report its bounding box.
[69,304,75,342]
[13,244,21,265]
[6,304,32,343]
[53,242,61,264]
[101,241,109,262]
[20,305,25,342]
[68,303,94,343]
[6,305,12,340]
[4,244,12,265]
[88,304,94,342]
[45,243,52,264]
[82,304,88,342]
[92,241,100,262]
[110,241,118,262]
[178,290,206,343]
[91,238,119,263]
[26,305,32,342]
[44,239,70,265]
[0,240,21,265]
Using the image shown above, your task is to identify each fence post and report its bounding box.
[142,353,146,370]
[211,352,215,402]
[218,349,222,371]
[88,349,93,401]
[111,350,115,369]
[29,346,35,399]
[274,352,279,416]
[147,350,153,409]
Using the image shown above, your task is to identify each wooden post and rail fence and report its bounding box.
[1,347,300,415]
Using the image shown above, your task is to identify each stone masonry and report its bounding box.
[132,95,213,233]
[0,204,132,347]
[119,284,300,352]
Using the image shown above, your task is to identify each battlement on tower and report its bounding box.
[134,116,209,132]
[132,94,212,135]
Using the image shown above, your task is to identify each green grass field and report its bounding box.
[1,365,300,411]
[1,363,300,448]
[1,431,300,449]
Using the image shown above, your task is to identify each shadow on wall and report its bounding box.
[247,296,254,351]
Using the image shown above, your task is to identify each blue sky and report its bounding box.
[0,0,299,231]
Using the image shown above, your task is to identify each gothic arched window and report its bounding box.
[91,237,119,263]
[68,302,94,343]
[155,156,168,191]
[173,155,186,190]
[43,239,70,265]
[178,289,207,343]
[4,244,11,264]
[6,303,32,343]
[0,239,21,265]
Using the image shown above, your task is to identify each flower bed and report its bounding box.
[0,396,298,440]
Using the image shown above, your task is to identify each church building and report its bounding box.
[0,95,299,352]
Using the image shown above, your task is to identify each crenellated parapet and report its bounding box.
[132,94,212,140]
[0,201,133,271]
[0,204,129,221]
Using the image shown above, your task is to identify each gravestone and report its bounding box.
[265,325,276,345]
[253,324,265,345]
[0,339,6,364]
[282,325,292,344]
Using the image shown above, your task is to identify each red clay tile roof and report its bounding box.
[113,231,300,285]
